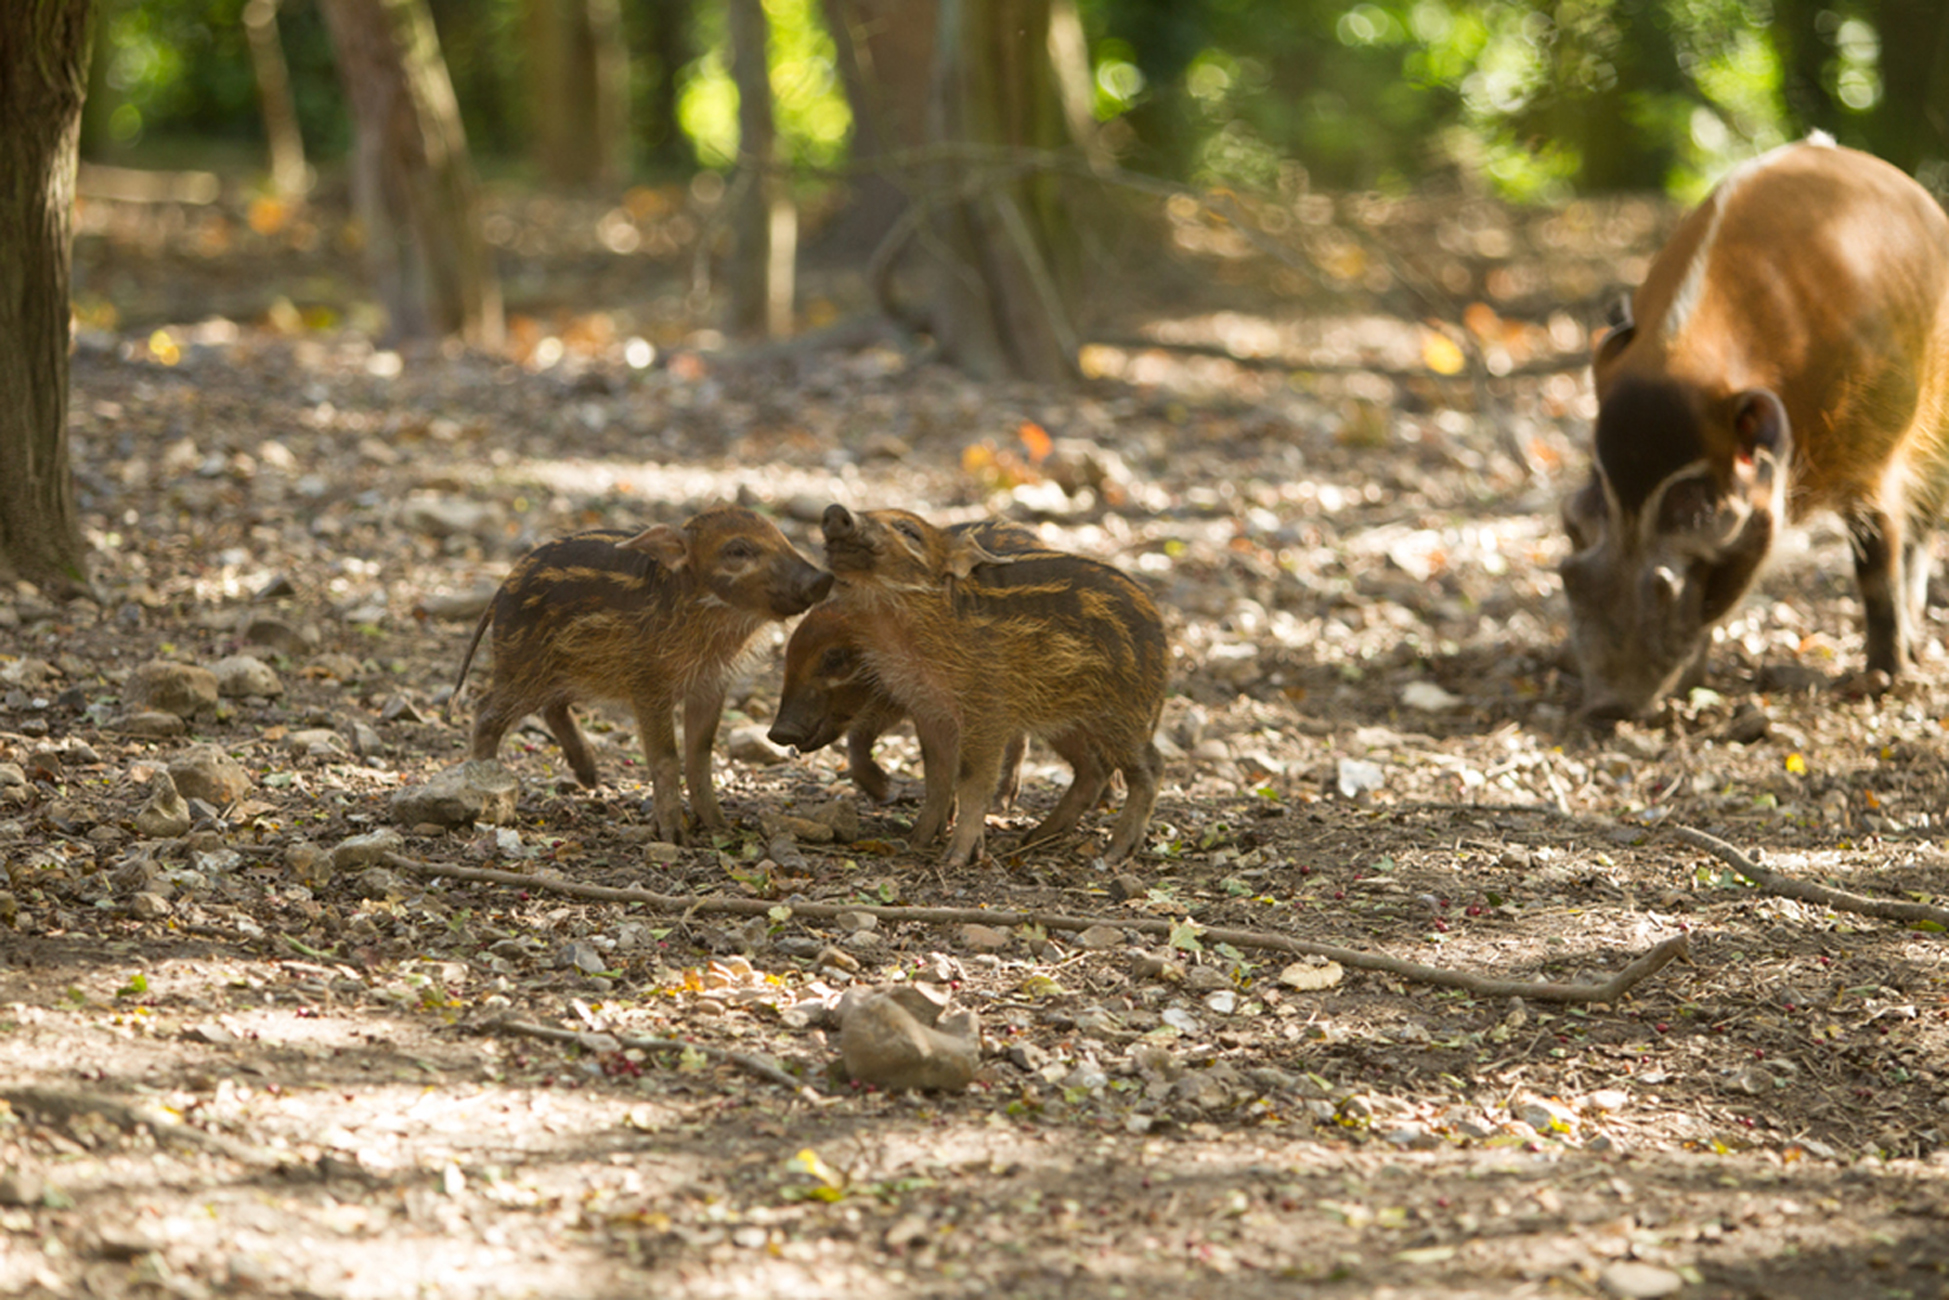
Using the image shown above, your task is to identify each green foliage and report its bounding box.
[677,0,850,172]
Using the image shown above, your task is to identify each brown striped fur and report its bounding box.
[1560,139,1949,718]
[451,507,831,843]
[769,521,1052,806]
[818,505,1167,867]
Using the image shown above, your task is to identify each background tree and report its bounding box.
[525,0,631,187]
[727,0,791,337]
[318,0,504,346]
[0,0,93,595]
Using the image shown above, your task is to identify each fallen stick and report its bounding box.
[0,1087,278,1166]
[490,1019,819,1098]
[384,854,1688,1005]
[1670,825,1949,929]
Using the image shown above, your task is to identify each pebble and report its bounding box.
[132,772,192,839]
[838,985,980,1092]
[213,654,284,698]
[126,660,219,719]
[168,747,254,805]
[390,761,519,829]
[1597,1262,1684,1299]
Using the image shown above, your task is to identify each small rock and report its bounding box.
[1721,703,1771,745]
[802,798,860,843]
[132,773,192,839]
[838,985,981,1092]
[1073,925,1123,950]
[1336,757,1386,799]
[726,725,790,765]
[1400,681,1462,711]
[168,747,254,805]
[378,695,425,724]
[239,615,315,655]
[760,812,833,843]
[0,1169,46,1206]
[213,654,284,699]
[415,585,498,622]
[400,497,502,539]
[1108,873,1149,902]
[308,653,365,682]
[354,867,403,899]
[1597,1262,1684,1299]
[115,711,188,739]
[287,728,349,758]
[126,660,219,719]
[957,923,1009,951]
[332,828,406,870]
[390,762,519,829]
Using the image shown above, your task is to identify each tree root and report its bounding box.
[489,1019,820,1098]
[1670,824,1949,929]
[384,854,1688,1005]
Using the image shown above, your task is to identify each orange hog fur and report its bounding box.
[1560,138,1949,719]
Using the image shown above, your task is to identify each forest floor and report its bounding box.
[3,172,1949,1299]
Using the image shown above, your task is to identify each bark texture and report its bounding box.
[0,0,94,594]
[319,0,503,347]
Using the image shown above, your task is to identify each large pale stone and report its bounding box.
[126,661,219,719]
[390,761,519,829]
[167,747,253,805]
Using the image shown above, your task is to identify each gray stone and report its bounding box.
[400,497,503,539]
[286,728,349,757]
[390,761,519,829]
[838,985,980,1092]
[803,798,860,843]
[131,892,173,920]
[132,772,192,839]
[168,747,254,805]
[116,711,188,739]
[240,615,317,655]
[1597,1262,1684,1299]
[213,654,284,699]
[332,827,407,870]
[126,660,219,719]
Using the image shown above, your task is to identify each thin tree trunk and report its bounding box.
[243,0,309,196]
[727,0,792,338]
[0,0,94,595]
[641,0,695,170]
[319,0,504,348]
[924,0,1078,382]
[525,0,630,188]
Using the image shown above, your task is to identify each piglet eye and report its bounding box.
[818,648,854,674]
[894,520,924,545]
[722,539,756,559]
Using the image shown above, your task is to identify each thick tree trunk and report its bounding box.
[318,0,504,348]
[244,0,310,196]
[524,0,631,188]
[727,0,792,338]
[0,0,93,595]
[924,0,1078,382]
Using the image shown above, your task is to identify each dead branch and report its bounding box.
[1670,825,1949,929]
[0,1086,279,1166]
[383,854,1688,1005]
[489,1019,819,1098]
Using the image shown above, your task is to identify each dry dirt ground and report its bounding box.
[3,179,1949,1299]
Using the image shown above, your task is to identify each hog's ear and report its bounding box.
[1561,476,1610,553]
[1731,389,1791,510]
[945,534,1011,580]
[620,524,691,569]
[1592,299,1635,375]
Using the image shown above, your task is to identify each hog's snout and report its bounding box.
[767,708,841,754]
[822,504,857,541]
[772,565,834,616]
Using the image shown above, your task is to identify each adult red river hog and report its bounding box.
[1559,136,1949,720]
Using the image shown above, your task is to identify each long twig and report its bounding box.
[1670,825,1949,929]
[383,854,1687,1005]
[490,1019,818,1098]
[0,1087,278,1166]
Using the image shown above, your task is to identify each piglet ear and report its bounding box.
[945,534,1011,580]
[620,524,690,569]
[1731,389,1791,507]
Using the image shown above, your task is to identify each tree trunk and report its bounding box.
[640,0,695,171]
[923,0,1078,382]
[524,0,631,188]
[243,0,310,196]
[0,0,93,595]
[1858,0,1949,173]
[318,0,504,348]
[727,0,792,338]
[821,0,937,252]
